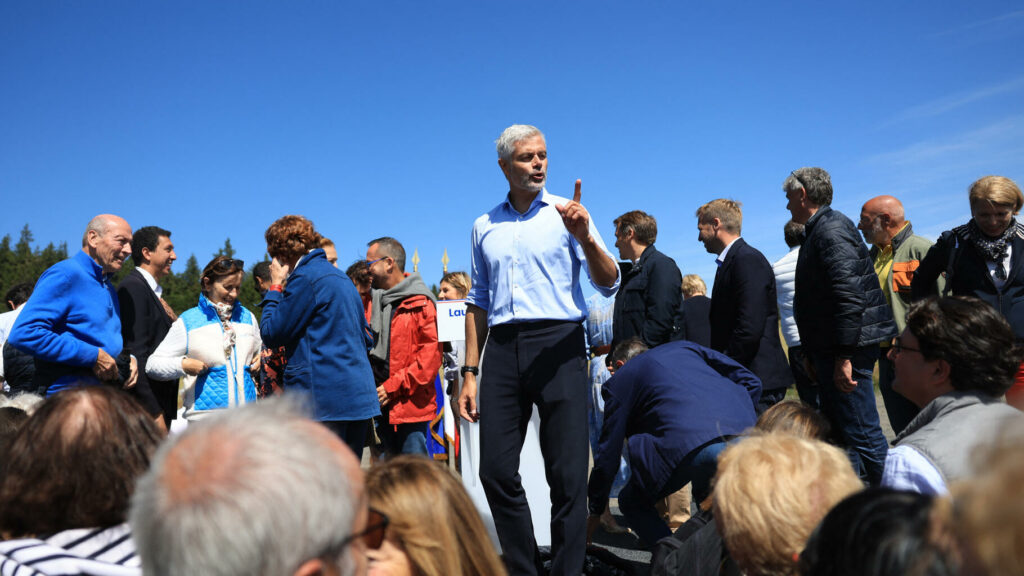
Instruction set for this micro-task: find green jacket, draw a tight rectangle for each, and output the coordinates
[870,222,943,331]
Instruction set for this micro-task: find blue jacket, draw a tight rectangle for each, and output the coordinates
[611,244,683,351]
[260,249,380,422]
[588,341,761,515]
[10,250,123,392]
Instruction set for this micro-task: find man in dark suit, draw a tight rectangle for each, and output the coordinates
[698,199,791,414]
[610,210,682,353]
[118,225,178,430]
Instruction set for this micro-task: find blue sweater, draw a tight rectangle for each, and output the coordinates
[9,250,123,391]
[260,249,380,422]
[588,341,761,514]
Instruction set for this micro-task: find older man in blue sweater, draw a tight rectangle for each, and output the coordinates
[9,214,136,394]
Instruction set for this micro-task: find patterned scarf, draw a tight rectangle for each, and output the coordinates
[211,300,236,359]
[967,218,1017,280]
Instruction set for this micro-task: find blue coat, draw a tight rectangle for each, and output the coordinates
[588,341,761,514]
[260,249,380,422]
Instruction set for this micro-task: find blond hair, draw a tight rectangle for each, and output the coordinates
[366,456,507,576]
[696,199,743,234]
[440,271,471,300]
[680,274,707,297]
[968,175,1023,213]
[713,433,862,576]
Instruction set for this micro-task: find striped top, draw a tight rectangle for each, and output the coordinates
[0,524,140,576]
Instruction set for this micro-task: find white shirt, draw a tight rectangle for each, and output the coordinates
[0,306,25,381]
[136,267,163,297]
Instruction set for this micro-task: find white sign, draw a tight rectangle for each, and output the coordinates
[436,300,467,342]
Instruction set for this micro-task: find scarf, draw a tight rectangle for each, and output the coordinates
[369,273,437,363]
[211,300,236,359]
[967,218,1018,280]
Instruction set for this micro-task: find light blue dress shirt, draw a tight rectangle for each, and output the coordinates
[881,445,948,495]
[467,189,619,327]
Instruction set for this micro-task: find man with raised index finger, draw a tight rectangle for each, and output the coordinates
[458,124,619,576]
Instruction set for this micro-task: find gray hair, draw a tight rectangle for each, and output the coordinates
[130,399,359,576]
[783,167,833,207]
[495,124,544,161]
[368,236,406,272]
[82,215,112,247]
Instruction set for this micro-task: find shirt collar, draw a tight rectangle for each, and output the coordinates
[716,237,741,266]
[136,267,162,296]
[503,188,550,216]
[76,250,108,283]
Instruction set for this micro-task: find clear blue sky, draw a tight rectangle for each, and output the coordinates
[2,2,1022,292]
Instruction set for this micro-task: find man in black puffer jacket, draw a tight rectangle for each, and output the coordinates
[784,167,896,485]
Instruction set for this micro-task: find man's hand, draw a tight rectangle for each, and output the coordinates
[123,356,139,389]
[377,385,390,407]
[249,355,261,373]
[586,514,601,545]
[833,358,857,393]
[93,348,118,381]
[269,257,291,286]
[182,358,208,376]
[555,180,593,244]
[459,373,479,423]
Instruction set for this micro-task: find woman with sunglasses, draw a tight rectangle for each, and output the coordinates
[365,455,507,576]
[147,256,262,421]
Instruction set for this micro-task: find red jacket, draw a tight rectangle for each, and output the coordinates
[381,294,441,425]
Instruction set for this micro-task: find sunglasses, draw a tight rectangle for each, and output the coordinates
[340,508,390,550]
[213,258,245,272]
[365,256,388,269]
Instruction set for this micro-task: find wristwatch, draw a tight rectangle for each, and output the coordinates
[460,365,480,376]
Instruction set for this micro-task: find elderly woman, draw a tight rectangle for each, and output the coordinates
[147,256,262,421]
[365,455,507,576]
[0,387,162,574]
[913,175,1024,408]
[259,215,379,456]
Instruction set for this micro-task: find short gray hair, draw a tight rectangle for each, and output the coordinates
[368,236,406,272]
[130,400,359,576]
[496,124,543,160]
[82,214,112,247]
[783,167,833,207]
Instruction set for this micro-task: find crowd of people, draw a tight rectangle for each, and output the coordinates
[0,123,1022,576]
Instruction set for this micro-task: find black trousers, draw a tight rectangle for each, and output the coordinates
[479,320,588,576]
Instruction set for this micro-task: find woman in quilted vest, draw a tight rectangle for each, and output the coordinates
[147,256,262,421]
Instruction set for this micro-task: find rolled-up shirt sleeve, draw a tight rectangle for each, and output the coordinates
[882,445,948,495]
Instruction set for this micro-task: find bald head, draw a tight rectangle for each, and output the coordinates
[858,195,907,247]
[83,214,132,274]
[131,400,366,576]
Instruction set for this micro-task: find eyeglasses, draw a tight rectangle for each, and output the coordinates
[891,337,922,356]
[213,258,245,272]
[789,170,806,191]
[339,508,389,550]
[365,256,387,269]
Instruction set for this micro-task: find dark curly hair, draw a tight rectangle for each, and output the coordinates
[264,215,322,263]
[0,387,163,536]
[905,296,1023,397]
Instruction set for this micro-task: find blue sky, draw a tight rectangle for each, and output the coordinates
[2,2,1022,292]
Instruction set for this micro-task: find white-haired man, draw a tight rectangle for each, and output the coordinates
[458,124,619,575]
[131,400,378,576]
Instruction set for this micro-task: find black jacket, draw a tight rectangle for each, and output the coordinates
[611,244,682,351]
[118,269,176,418]
[710,238,792,390]
[3,340,37,395]
[912,221,1024,340]
[675,294,711,348]
[794,206,897,355]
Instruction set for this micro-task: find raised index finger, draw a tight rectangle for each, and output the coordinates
[573,179,582,203]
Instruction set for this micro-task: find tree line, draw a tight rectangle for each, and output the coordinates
[0,225,265,319]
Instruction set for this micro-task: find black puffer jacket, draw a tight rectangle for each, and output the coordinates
[794,206,897,355]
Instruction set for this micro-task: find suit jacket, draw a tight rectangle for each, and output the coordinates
[710,238,792,391]
[118,269,176,413]
[674,294,712,348]
[611,245,682,351]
